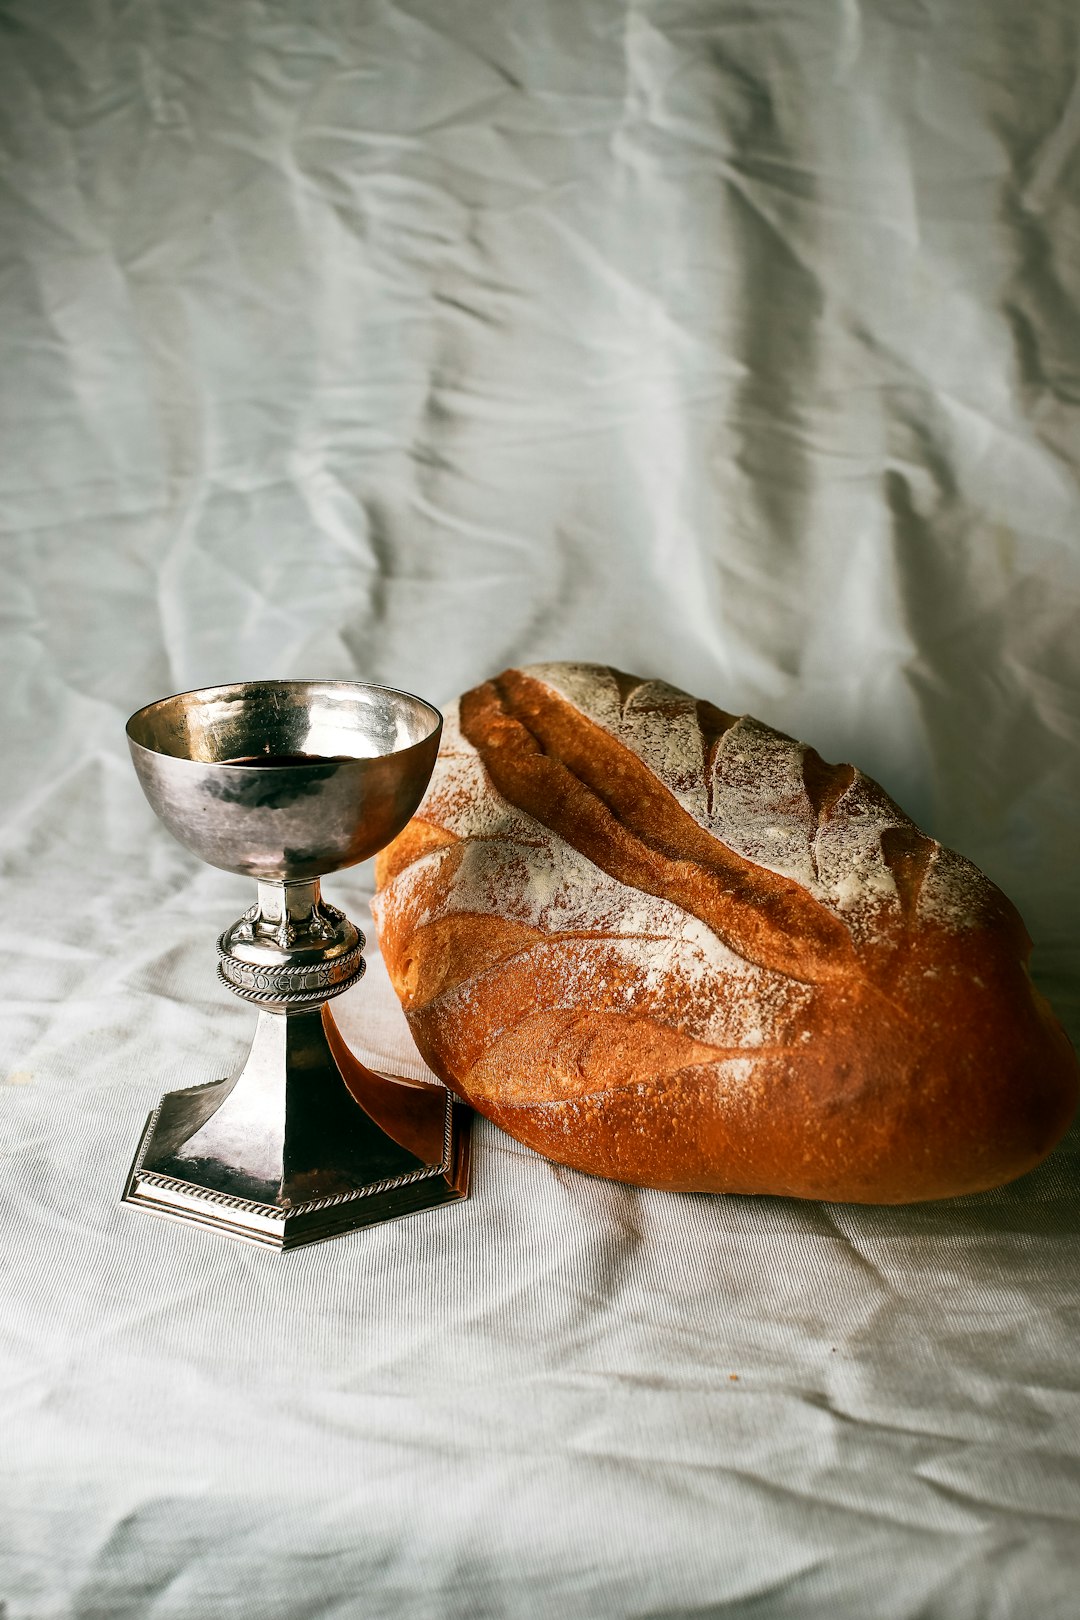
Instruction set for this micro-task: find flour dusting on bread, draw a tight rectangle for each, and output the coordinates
[375,700,811,1051]
[520,662,989,938]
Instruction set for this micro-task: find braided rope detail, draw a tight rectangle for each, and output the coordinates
[137,1169,287,1219]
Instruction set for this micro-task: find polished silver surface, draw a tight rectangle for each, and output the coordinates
[122,679,470,1250]
[126,678,442,881]
[124,1007,471,1249]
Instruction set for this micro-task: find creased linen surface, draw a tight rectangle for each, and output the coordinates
[1,2,1079,1615]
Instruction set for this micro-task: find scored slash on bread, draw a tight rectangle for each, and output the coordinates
[372,663,1078,1204]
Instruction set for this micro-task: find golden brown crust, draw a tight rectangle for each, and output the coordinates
[372,664,1079,1203]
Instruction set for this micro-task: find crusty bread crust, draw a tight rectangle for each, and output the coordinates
[372,664,1078,1203]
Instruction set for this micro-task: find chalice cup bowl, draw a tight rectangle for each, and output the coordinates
[122,679,469,1250]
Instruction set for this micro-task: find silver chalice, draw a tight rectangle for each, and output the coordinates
[122,679,469,1249]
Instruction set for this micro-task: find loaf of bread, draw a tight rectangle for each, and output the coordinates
[372,663,1078,1203]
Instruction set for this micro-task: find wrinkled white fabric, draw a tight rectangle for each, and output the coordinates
[1,1,1079,1615]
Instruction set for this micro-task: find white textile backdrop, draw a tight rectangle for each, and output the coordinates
[1,1,1079,1615]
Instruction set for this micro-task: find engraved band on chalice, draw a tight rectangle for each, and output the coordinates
[216,939,367,1007]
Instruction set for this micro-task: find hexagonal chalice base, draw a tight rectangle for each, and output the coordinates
[122,680,470,1250]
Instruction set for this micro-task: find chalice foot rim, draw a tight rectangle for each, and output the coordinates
[121,1076,472,1251]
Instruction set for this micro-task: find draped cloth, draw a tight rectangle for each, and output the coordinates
[1,2,1078,1613]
